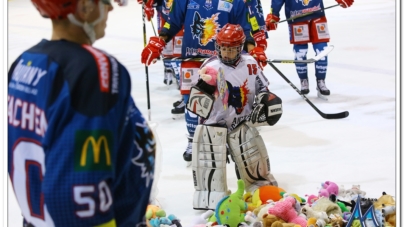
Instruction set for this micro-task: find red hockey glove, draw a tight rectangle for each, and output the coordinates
[253,30,267,51]
[336,0,353,8]
[249,47,267,69]
[138,0,154,21]
[265,14,280,31]
[141,36,165,66]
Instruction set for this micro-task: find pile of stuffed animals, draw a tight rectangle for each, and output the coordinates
[144,179,395,227]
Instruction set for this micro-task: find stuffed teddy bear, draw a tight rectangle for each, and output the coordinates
[300,204,329,224]
[318,181,339,198]
[268,197,307,227]
[212,179,248,227]
[343,185,366,201]
[311,197,342,217]
[328,214,347,227]
[373,192,396,227]
[261,213,300,227]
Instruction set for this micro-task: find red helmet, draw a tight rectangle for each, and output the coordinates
[215,23,246,65]
[31,0,79,19]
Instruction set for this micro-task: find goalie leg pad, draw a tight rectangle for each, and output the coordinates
[227,122,277,193]
[192,125,230,210]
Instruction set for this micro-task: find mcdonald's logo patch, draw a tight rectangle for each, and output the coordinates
[75,130,113,171]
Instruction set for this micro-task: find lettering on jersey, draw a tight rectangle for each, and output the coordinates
[11,59,47,86]
[75,130,113,171]
[294,48,308,60]
[187,0,200,9]
[108,56,119,94]
[82,45,111,93]
[8,95,47,137]
[218,0,233,13]
[185,47,217,57]
[190,12,220,46]
[290,4,321,18]
[229,115,249,132]
[255,2,264,18]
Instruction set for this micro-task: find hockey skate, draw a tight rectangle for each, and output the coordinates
[171,99,185,119]
[316,79,330,101]
[183,136,192,167]
[300,78,309,95]
[164,67,173,85]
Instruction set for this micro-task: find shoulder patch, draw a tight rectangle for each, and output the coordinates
[82,45,111,93]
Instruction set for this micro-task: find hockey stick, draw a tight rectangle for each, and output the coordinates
[267,45,334,64]
[142,3,152,121]
[278,4,340,23]
[162,45,332,63]
[268,62,349,119]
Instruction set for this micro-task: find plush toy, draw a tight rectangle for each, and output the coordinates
[373,192,396,227]
[311,197,342,217]
[167,214,182,227]
[268,197,307,227]
[300,204,329,224]
[328,214,347,227]
[319,181,339,198]
[343,185,366,200]
[149,216,172,227]
[305,194,319,205]
[212,179,248,227]
[280,192,306,204]
[145,205,167,227]
[306,217,318,227]
[246,185,286,210]
[261,213,300,227]
[191,210,215,227]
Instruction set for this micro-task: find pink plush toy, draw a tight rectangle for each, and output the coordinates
[305,194,319,205]
[267,197,307,227]
[319,181,339,197]
[199,66,218,86]
[198,66,229,108]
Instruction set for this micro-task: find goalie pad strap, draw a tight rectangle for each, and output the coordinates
[186,86,215,119]
[227,122,277,192]
[192,125,230,210]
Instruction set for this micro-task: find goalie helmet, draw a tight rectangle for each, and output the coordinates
[215,23,246,65]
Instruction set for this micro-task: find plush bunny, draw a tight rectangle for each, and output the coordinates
[267,197,307,227]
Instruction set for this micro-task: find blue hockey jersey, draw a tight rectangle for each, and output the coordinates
[160,0,255,59]
[8,39,155,227]
[270,0,326,24]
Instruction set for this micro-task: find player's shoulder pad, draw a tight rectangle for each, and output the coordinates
[64,45,128,116]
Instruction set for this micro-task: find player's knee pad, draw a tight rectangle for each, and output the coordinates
[192,124,230,210]
[227,122,277,193]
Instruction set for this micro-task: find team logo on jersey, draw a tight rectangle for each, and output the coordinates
[131,121,156,188]
[187,0,200,9]
[296,0,312,6]
[218,0,233,12]
[75,130,113,171]
[190,12,220,46]
[204,0,213,10]
[162,0,174,15]
[227,80,250,114]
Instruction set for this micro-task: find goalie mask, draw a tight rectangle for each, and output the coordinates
[31,0,127,43]
[215,23,246,65]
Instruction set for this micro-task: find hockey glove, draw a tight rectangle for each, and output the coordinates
[249,47,267,69]
[265,14,280,31]
[253,30,268,51]
[141,36,165,66]
[137,0,154,21]
[336,0,353,8]
[250,92,282,126]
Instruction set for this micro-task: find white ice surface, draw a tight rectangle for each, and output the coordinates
[8,0,397,226]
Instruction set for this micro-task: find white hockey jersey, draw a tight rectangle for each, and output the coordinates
[202,53,270,132]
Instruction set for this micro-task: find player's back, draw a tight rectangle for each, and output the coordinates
[8,39,153,226]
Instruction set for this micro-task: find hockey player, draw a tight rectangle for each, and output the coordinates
[138,0,185,116]
[186,23,282,210]
[141,0,268,165]
[8,0,155,226]
[265,0,353,97]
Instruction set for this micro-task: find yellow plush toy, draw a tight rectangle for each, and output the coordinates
[373,192,395,227]
[245,185,286,211]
